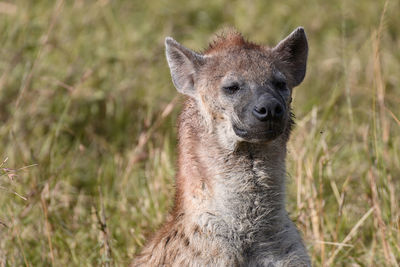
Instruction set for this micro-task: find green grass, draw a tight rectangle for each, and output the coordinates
[0,0,399,266]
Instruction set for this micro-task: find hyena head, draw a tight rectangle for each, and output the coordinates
[165,27,308,149]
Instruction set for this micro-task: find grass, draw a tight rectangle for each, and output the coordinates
[0,0,399,266]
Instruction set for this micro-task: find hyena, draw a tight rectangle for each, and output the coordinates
[132,27,310,266]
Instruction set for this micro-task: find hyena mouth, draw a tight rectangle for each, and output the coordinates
[233,123,284,142]
[233,125,248,137]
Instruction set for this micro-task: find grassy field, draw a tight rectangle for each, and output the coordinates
[0,0,399,266]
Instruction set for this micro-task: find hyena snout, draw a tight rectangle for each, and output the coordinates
[253,94,285,122]
[233,92,288,143]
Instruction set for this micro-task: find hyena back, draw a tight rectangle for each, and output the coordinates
[133,27,311,267]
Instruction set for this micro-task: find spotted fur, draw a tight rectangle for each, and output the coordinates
[132,28,310,267]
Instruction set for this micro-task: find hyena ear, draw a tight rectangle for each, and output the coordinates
[165,37,205,97]
[272,27,308,87]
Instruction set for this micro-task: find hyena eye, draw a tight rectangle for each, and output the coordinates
[223,84,240,94]
[273,80,287,91]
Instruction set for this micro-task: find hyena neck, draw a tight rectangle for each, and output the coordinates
[174,98,288,231]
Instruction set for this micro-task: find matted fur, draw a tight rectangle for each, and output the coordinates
[204,30,262,55]
[132,28,310,267]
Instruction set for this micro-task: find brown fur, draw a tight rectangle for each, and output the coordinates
[204,31,262,55]
[132,28,310,266]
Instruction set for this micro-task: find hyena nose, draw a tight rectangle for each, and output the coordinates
[253,99,284,122]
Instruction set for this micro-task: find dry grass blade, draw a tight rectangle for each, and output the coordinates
[369,170,399,267]
[326,208,374,265]
[313,240,353,248]
[40,183,55,266]
[15,0,64,108]
[0,220,8,228]
[0,158,38,200]
[124,95,179,176]
[95,187,112,267]
[385,106,400,126]
[0,185,27,201]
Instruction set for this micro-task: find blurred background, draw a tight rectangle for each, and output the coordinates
[0,0,399,266]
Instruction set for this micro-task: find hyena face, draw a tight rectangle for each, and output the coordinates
[166,28,308,146]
